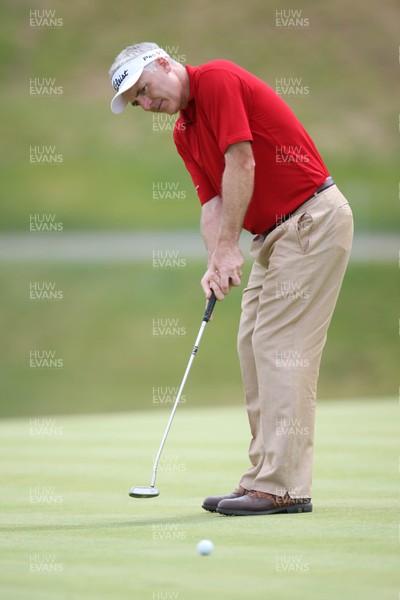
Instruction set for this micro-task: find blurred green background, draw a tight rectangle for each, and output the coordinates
[0,0,398,417]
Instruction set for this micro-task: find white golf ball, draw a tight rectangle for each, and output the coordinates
[197,539,214,556]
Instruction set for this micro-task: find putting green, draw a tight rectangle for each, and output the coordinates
[0,398,397,599]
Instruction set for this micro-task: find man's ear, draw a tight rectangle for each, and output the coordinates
[156,57,171,72]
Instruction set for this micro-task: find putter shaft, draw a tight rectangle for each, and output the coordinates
[150,293,216,489]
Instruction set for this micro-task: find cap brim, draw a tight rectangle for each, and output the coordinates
[110,68,144,114]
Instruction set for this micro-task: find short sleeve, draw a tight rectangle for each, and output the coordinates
[196,69,253,155]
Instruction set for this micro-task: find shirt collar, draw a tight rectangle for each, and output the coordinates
[185,64,197,102]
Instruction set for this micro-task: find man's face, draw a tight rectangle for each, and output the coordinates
[122,58,184,115]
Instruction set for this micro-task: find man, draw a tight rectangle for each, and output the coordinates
[109,42,353,516]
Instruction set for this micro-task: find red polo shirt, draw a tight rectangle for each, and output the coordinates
[173,61,329,234]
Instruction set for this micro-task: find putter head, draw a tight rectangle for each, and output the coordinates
[129,486,159,499]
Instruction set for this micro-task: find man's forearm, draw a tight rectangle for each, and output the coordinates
[217,142,255,248]
[200,142,255,299]
[200,195,223,265]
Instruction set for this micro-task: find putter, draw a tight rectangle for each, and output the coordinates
[130,291,217,499]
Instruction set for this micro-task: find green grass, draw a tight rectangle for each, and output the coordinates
[0,261,397,418]
[0,399,397,599]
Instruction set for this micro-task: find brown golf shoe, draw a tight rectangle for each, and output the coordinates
[216,490,312,516]
[202,486,249,513]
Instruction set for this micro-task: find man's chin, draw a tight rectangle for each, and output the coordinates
[151,101,179,115]
[161,105,179,116]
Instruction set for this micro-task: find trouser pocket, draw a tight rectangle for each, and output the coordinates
[295,212,313,254]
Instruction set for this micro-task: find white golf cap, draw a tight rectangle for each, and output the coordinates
[110,48,169,114]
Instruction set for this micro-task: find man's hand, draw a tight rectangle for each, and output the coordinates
[201,243,244,300]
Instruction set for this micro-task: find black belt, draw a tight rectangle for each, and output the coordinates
[261,176,335,238]
[311,175,335,198]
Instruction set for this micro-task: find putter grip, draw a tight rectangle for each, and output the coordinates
[203,291,217,322]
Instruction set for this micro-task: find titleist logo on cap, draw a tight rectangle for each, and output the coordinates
[111,49,169,92]
[113,70,129,92]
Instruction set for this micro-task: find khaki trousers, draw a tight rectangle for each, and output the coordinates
[238,185,353,498]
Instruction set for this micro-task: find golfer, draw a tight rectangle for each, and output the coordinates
[109,42,353,516]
